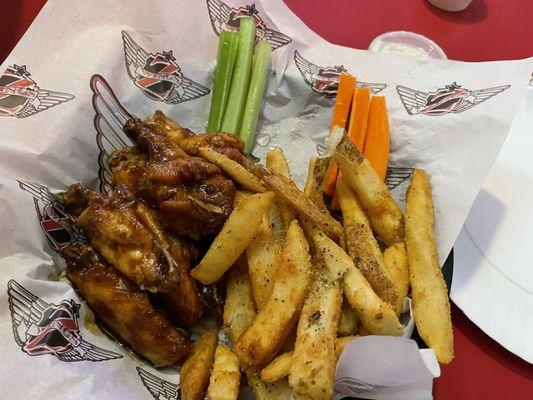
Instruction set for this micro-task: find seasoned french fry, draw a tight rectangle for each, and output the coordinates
[257,167,343,241]
[260,351,293,383]
[405,169,453,364]
[207,345,241,400]
[335,336,358,362]
[311,231,403,336]
[260,334,357,385]
[336,177,398,307]
[266,147,294,241]
[223,256,257,343]
[338,299,359,337]
[235,220,313,368]
[191,192,274,284]
[303,156,331,210]
[198,147,266,193]
[180,330,218,400]
[266,147,291,178]
[246,370,293,400]
[383,242,410,314]
[289,271,342,400]
[334,135,404,246]
[247,216,280,309]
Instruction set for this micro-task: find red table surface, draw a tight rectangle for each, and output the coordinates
[1,0,532,399]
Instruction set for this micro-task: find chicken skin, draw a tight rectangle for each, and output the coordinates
[120,118,236,239]
[63,243,192,366]
[63,183,180,293]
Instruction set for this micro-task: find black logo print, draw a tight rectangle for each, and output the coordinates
[294,51,387,98]
[7,280,122,362]
[396,82,510,116]
[206,0,291,50]
[90,74,134,194]
[0,64,74,118]
[385,167,414,190]
[122,31,210,104]
[18,181,86,253]
[137,367,179,400]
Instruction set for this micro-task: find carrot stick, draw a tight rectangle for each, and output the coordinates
[323,73,356,196]
[329,87,373,210]
[363,96,390,181]
[347,87,371,150]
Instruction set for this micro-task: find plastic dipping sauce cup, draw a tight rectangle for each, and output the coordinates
[368,31,447,61]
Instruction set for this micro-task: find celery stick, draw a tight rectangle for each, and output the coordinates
[220,17,256,135]
[207,31,239,133]
[239,40,271,153]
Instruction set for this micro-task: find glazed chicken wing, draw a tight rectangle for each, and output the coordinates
[119,118,236,239]
[63,243,192,366]
[63,183,180,293]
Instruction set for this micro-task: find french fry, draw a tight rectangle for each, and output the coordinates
[246,217,280,310]
[303,156,331,210]
[334,135,404,246]
[289,271,342,400]
[260,334,357,385]
[198,147,266,193]
[338,299,359,337]
[191,192,274,284]
[266,147,291,177]
[383,242,410,314]
[265,147,294,242]
[405,169,453,364]
[246,370,293,400]
[335,336,358,363]
[260,351,293,383]
[180,330,218,400]
[223,256,257,343]
[336,176,398,307]
[235,220,313,368]
[311,230,403,336]
[258,167,343,241]
[207,345,241,400]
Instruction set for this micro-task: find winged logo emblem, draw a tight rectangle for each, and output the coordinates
[206,0,291,50]
[122,31,209,104]
[18,181,86,252]
[137,367,179,400]
[396,82,510,116]
[90,74,135,193]
[0,64,74,118]
[7,280,122,362]
[294,51,387,98]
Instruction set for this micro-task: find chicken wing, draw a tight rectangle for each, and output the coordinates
[120,118,236,239]
[63,183,180,293]
[63,243,192,366]
[151,235,207,327]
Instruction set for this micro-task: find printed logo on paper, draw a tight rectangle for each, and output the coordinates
[18,181,86,253]
[90,74,134,194]
[335,377,385,396]
[206,0,291,50]
[122,31,210,104]
[294,51,387,98]
[7,280,122,362]
[396,82,510,116]
[137,367,179,400]
[0,64,74,118]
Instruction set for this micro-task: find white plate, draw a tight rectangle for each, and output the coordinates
[452,84,533,363]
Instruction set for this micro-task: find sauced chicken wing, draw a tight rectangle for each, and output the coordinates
[63,243,192,366]
[151,235,207,327]
[120,118,236,239]
[63,183,180,293]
